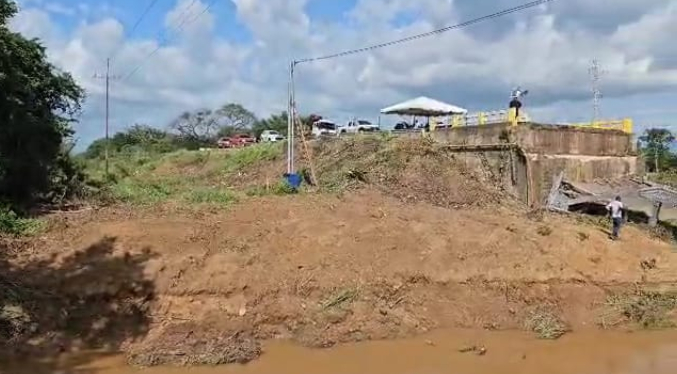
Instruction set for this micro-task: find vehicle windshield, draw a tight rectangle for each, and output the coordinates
[315,121,336,130]
[267,131,279,135]
[358,120,372,125]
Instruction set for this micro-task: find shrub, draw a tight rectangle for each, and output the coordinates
[0,208,43,237]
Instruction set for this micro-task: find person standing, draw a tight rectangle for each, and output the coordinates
[606,196,625,240]
[509,96,522,117]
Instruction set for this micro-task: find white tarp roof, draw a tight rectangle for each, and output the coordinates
[380,96,467,116]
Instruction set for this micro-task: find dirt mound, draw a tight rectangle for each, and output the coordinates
[103,136,509,209]
[7,188,676,364]
[127,323,260,366]
[309,136,506,208]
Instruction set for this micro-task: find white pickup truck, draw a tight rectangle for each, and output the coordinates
[259,130,285,142]
[311,118,380,138]
[340,119,379,134]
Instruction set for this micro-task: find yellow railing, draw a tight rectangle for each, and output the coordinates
[447,108,528,128]
[567,118,633,134]
[430,109,633,134]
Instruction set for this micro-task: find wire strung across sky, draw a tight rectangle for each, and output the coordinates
[129,0,163,36]
[294,0,555,64]
[108,0,164,63]
[121,0,217,82]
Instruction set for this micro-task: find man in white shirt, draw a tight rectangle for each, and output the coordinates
[606,196,625,240]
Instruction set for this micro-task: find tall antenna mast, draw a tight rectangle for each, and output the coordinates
[589,59,603,123]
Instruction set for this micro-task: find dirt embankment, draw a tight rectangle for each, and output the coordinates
[3,138,677,367]
[7,189,674,366]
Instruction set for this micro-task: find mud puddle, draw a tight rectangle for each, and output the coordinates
[9,329,677,374]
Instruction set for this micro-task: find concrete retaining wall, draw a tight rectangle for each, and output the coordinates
[516,124,635,156]
[394,123,642,206]
[410,122,642,207]
[423,122,636,156]
[445,148,530,204]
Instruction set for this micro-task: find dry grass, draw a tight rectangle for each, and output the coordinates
[321,288,359,310]
[537,225,553,237]
[600,289,677,329]
[524,308,569,339]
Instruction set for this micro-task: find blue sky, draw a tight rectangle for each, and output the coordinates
[10,0,677,148]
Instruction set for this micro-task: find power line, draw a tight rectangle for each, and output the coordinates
[130,0,163,35]
[168,0,203,34]
[121,0,216,82]
[295,0,555,64]
[156,0,200,44]
[109,0,164,62]
[111,0,199,68]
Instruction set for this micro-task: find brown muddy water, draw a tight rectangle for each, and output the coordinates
[8,329,677,374]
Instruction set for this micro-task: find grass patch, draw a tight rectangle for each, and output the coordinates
[109,179,174,205]
[601,289,677,329]
[246,181,296,197]
[524,308,569,339]
[183,188,237,205]
[220,143,283,173]
[321,288,359,310]
[537,225,553,237]
[166,149,210,167]
[0,208,44,237]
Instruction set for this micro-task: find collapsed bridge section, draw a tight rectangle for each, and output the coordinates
[400,122,641,208]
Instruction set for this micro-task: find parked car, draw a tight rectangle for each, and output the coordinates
[260,130,285,142]
[216,137,233,148]
[394,121,416,130]
[231,134,256,147]
[312,119,339,137]
[339,119,380,134]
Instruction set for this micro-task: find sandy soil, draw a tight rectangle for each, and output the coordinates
[8,188,677,365]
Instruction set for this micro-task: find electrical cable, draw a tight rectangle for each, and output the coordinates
[121,0,216,82]
[108,0,164,62]
[295,0,555,64]
[129,0,163,36]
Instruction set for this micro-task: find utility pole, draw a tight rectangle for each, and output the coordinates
[589,59,603,124]
[93,58,120,178]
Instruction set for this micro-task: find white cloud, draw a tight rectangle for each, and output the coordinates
[7,0,677,147]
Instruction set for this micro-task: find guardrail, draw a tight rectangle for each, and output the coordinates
[428,108,633,134]
[566,119,633,134]
[427,108,529,130]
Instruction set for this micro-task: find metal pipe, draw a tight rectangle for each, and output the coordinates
[290,61,297,174]
[286,61,293,174]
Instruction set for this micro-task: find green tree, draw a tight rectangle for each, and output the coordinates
[84,125,178,159]
[216,103,257,129]
[252,111,288,138]
[640,128,675,173]
[216,125,245,138]
[0,0,85,208]
[169,109,219,142]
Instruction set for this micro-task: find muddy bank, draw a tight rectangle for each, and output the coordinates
[7,329,677,374]
[4,191,677,366]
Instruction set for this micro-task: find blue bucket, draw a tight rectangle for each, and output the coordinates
[284,173,303,190]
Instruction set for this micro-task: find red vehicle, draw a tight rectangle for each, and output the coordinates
[230,134,256,147]
[216,137,233,148]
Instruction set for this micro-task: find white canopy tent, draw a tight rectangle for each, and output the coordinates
[380,96,467,116]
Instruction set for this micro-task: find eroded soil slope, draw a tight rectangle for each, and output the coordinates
[10,189,676,365]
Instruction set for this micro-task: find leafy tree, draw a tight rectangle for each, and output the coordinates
[640,128,675,173]
[0,0,85,208]
[252,111,289,138]
[216,125,246,138]
[84,125,181,159]
[216,103,257,131]
[168,109,220,142]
